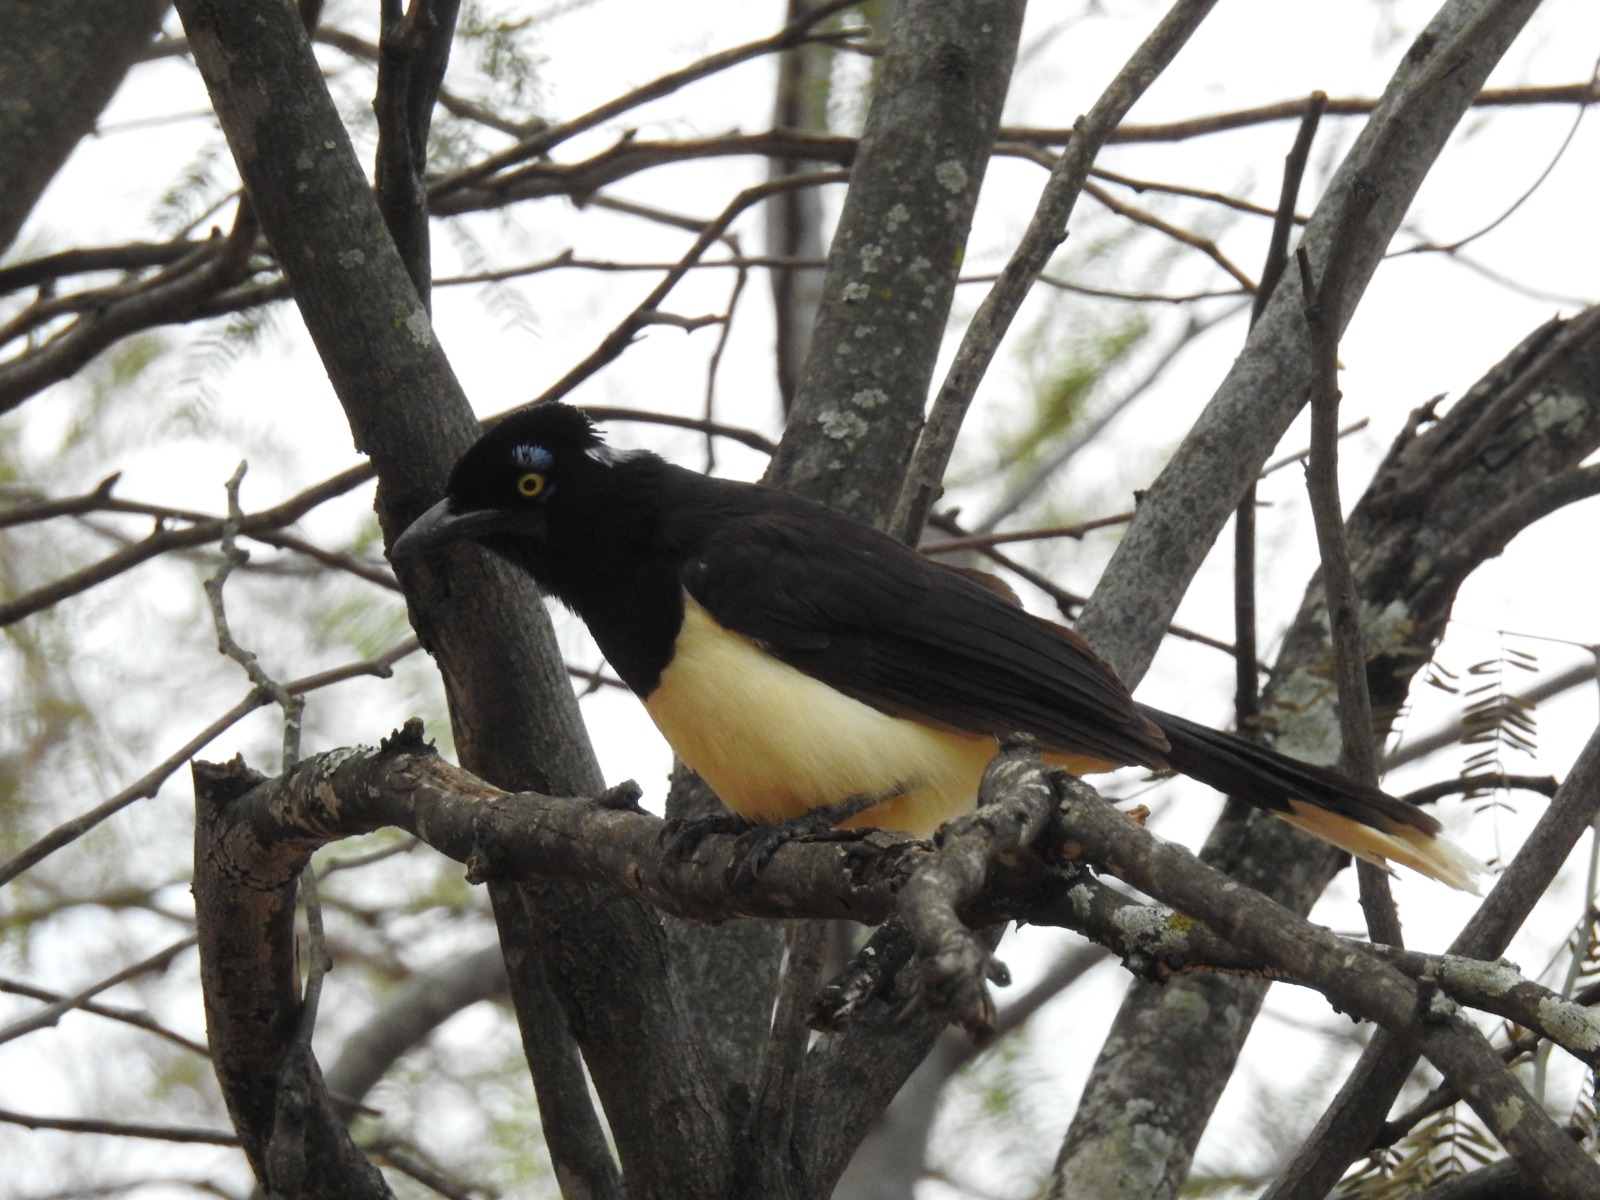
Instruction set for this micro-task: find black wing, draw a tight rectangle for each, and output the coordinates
[679,507,1169,769]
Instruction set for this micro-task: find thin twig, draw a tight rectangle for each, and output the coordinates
[432,0,862,198]
[920,513,1131,555]
[202,464,304,768]
[924,510,1250,663]
[0,638,418,888]
[0,463,374,628]
[1082,180,1258,291]
[1402,773,1560,806]
[0,937,198,1047]
[530,171,846,408]
[701,238,748,473]
[1090,164,1306,222]
[1297,244,1402,946]
[1237,95,1325,739]
[1395,53,1599,259]
[0,976,211,1058]
[0,1108,240,1145]
[367,1142,484,1200]
[999,81,1600,146]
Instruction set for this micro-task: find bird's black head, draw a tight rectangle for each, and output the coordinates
[390,402,654,579]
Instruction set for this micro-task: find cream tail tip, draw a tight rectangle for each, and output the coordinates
[1280,800,1487,893]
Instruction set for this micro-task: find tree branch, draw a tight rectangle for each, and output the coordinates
[893,0,1223,541]
[1076,0,1547,688]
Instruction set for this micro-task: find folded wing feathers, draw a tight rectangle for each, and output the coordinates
[679,502,1482,890]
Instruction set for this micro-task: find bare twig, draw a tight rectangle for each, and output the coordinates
[700,240,748,473]
[919,513,1132,555]
[999,81,1600,146]
[0,637,417,888]
[1090,164,1307,222]
[0,937,198,1047]
[0,1108,240,1145]
[0,976,211,1058]
[1394,53,1599,258]
[367,1142,484,1200]
[433,0,862,199]
[924,510,1248,662]
[1403,773,1561,806]
[1236,95,1326,740]
[1082,180,1258,291]
[0,463,373,628]
[0,200,259,416]
[530,171,846,408]
[1297,243,1403,945]
[580,405,777,455]
[202,463,304,769]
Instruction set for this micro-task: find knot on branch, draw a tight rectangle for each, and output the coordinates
[193,754,269,806]
[378,716,435,757]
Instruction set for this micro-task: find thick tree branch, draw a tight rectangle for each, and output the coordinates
[0,0,171,253]
[1265,722,1600,1199]
[1047,772,1600,1200]
[195,719,1600,1199]
[173,1,726,1195]
[193,726,1600,1058]
[1057,303,1600,1200]
[373,0,461,304]
[1076,0,1546,687]
[767,0,1026,522]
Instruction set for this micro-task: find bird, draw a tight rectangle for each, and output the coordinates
[391,401,1480,890]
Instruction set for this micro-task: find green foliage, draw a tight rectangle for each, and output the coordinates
[934,1025,1057,1193]
[57,331,171,457]
[167,306,284,440]
[442,219,542,335]
[458,0,557,124]
[1336,1103,1500,1199]
[996,305,1151,476]
[0,612,94,845]
[149,138,235,238]
[315,583,412,664]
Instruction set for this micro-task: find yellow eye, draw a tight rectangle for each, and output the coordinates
[516,471,547,498]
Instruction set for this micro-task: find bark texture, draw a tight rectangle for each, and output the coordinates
[766,0,1027,523]
[0,0,171,254]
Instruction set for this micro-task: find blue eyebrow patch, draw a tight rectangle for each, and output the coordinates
[511,444,553,470]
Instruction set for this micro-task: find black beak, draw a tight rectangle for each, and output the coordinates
[391,498,510,559]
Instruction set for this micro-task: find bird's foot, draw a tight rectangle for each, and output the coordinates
[659,811,753,869]
[725,788,903,891]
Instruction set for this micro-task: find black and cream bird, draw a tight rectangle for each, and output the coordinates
[391,402,1480,890]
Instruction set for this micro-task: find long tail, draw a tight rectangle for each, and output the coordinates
[1140,706,1483,892]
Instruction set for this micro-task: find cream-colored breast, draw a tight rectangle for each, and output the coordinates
[643,595,997,834]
